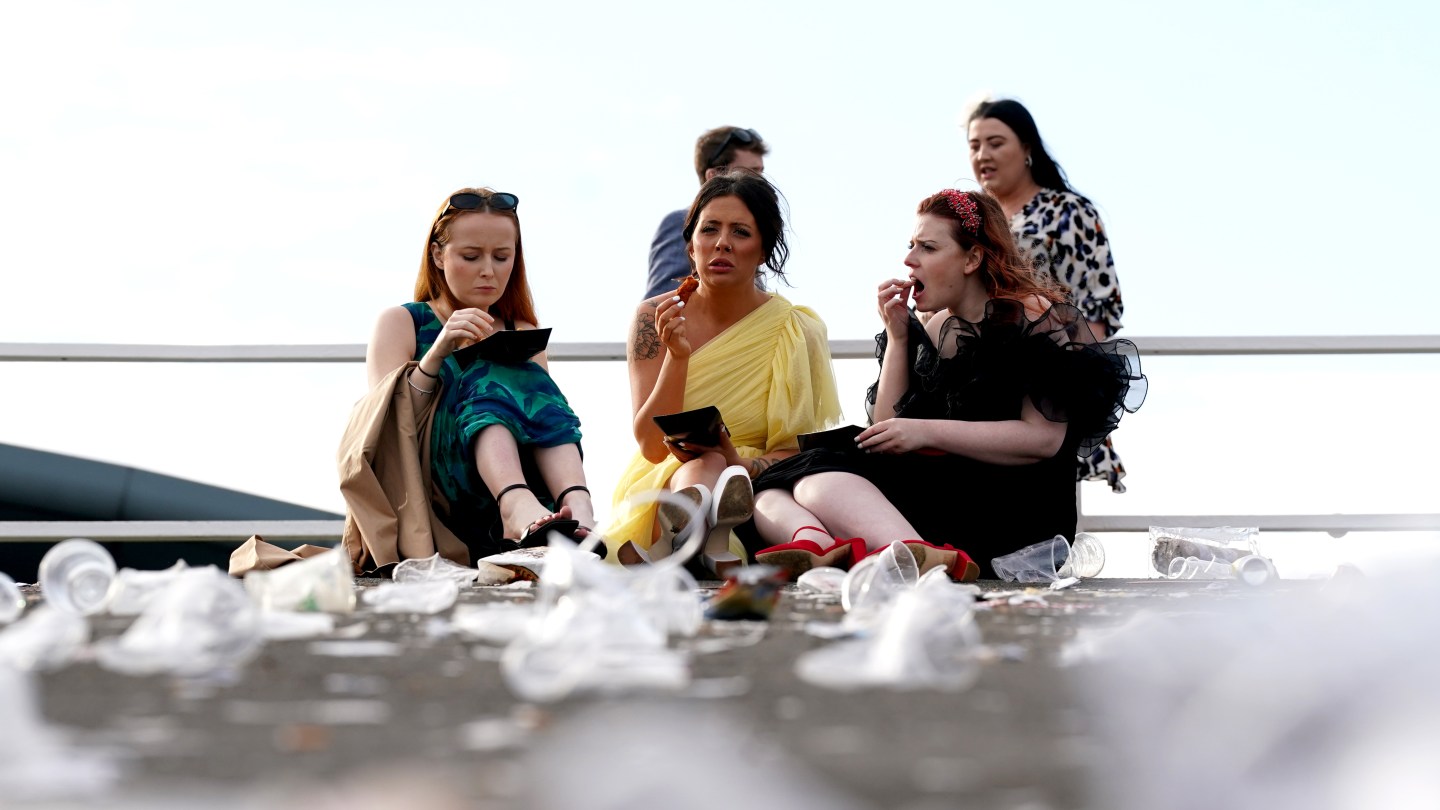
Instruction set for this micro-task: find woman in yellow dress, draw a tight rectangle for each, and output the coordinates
[605,171,841,575]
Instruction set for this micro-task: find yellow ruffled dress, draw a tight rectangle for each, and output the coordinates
[604,295,842,560]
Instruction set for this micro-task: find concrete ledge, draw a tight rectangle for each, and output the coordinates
[0,520,344,543]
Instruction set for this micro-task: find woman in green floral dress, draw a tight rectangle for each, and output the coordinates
[365,188,595,560]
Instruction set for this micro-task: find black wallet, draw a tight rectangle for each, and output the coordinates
[452,328,551,369]
[797,424,865,453]
[652,406,724,447]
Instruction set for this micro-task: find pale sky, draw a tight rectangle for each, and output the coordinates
[2,0,1436,557]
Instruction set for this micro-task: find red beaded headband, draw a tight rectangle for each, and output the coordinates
[940,189,982,237]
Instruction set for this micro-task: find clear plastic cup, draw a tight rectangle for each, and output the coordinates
[38,538,117,615]
[392,553,478,586]
[841,542,919,619]
[993,535,1071,583]
[0,573,25,624]
[1058,533,1106,579]
[1233,554,1277,586]
[243,546,355,613]
[94,567,262,676]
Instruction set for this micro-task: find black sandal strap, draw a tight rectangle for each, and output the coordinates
[555,485,590,505]
[494,483,531,504]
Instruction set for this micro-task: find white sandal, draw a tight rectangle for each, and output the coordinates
[702,465,752,577]
[652,484,711,560]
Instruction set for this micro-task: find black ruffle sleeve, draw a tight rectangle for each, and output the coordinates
[865,299,1146,456]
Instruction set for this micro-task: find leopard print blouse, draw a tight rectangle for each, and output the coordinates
[1011,189,1130,492]
[1012,190,1123,337]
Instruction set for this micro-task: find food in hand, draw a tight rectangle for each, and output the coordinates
[676,275,699,304]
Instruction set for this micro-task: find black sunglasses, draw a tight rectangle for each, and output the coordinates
[444,191,519,215]
[706,128,761,169]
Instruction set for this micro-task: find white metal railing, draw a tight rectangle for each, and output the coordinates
[3,337,1439,542]
[6,335,1440,364]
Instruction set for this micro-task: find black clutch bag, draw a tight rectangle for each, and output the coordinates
[652,406,724,447]
[452,328,551,369]
[797,424,865,453]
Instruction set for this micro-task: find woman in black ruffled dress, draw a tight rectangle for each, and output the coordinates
[751,189,1145,579]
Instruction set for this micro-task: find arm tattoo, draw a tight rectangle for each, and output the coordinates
[632,312,661,360]
[748,457,775,478]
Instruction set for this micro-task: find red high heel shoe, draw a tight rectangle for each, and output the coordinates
[863,540,980,582]
[755,527,867,579]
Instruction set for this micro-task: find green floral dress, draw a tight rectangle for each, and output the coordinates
[404,302,582,555]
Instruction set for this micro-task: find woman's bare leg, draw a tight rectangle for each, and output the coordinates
[474,425,562,539]
[753,489,831,547]
[669,451,728,492]
[533,443,594,530]
[791,472,919,553]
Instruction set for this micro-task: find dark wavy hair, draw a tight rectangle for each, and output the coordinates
[969,99,1076,195]
[681,170,790,283]
[918,189,1065,304]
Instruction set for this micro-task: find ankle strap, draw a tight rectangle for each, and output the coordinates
[790,525,831,544]
[495,483,531,504]
[555,485,589,504]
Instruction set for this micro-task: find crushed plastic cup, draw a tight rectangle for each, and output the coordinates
[38,538,117,615]
[796,566,847,595]
[392,553,480,586]
[0,606,90,671]
[243,546,355,613]
[500,596,687,702]
[361,580,460,614]
[0,573,25,624]
[94,567,263,676]
[992,535,1071,583]
[629,564,703,636]
[840,542,920,629]
[497,528,701,701]
[797,573,982,691]
[104,561,191,616]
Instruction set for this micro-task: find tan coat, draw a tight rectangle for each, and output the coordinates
[336,362,470,574]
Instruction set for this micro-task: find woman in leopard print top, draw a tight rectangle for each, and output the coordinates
[967,98,1130,491]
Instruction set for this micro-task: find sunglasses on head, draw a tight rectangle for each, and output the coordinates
[443,191,519,216]
[707,128,761,169]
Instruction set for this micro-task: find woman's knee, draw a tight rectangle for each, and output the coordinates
[793,472,863,508]
[679,451,728,479]
[754,488,791,513]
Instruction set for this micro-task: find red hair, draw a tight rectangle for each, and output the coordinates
[917,189,1066,306]
[413,187,538,326]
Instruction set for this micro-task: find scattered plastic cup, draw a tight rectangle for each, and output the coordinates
[95,567,262,676]
[993,535,1071,583]
[0,573,25,624]
[104,561,191,616]
[796,566,847,595]
[1058,533,1106,578]
[841,542,919,621]
[243,547,355,613]
[1165,553,1278,586]
[797,574,982,691]
[392,553,479,586]
[361,580,461,614]
[1233,554,1277,586]
[38,538,117,615]
[0,606,90,671]
[1149,526,1259,577]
